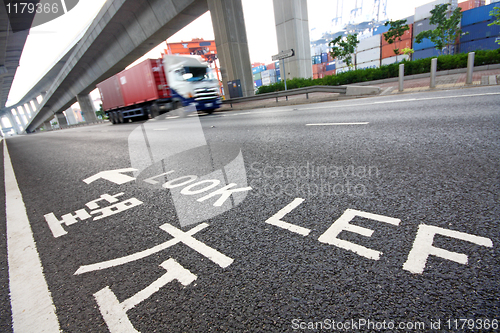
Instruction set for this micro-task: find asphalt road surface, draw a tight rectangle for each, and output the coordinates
[1,86,499,332]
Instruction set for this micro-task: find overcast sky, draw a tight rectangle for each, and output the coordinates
[8,0,458,106]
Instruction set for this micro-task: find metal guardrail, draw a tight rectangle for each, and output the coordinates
[223,85,348,107]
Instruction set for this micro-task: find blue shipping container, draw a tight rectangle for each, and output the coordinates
[276,68,281,76]
[275,61,280,69]
[373,25,390,36]
[460,21,500,43]
[321,53,328,63]
[413,37,436,51]
[461,3,497,27]
[413,48,441,60]
[312,55,322,64]
[325,61,336,71]
[254,79,263,87]
[252,65,266,74]
[459,37,500,53]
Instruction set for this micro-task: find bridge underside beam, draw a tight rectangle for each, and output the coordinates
[27,0,209,132]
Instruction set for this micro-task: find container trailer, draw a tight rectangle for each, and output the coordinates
[97,55,221,124]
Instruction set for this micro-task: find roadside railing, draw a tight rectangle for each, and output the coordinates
[223,85,348,108]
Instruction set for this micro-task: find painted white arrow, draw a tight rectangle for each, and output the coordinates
[83,168,138,185]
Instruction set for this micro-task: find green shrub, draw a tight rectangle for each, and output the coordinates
[255,48,500,94]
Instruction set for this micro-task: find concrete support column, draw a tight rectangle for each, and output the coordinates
[65,108,78,125]
[17,107,28,127]
[208,0,254,98]
[56,113,68,127]
[76,94,97,123]
[28,100,37,115]
[33,98,40,109]
[23,103,32,118]
[273,0,312,80]
[43,121,52,131]
[7,112,21,134]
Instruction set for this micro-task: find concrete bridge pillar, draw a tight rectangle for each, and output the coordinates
[43,121,52,131]
[273,0,312,80]
[7,112,21,134]
[33,98,40,109]
[208,0,254,98]
[23,103,32,118]
[76,94,97,123]
[56,113,68,127]
[17,106,28,127]
[27,101,37,116]
[65,108,78,125]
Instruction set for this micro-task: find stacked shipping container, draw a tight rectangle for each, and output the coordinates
[310,51,336,77]
[356,35,382,69]
[413,0,458,60]
[459,3,500,53]
[381,24,413,65]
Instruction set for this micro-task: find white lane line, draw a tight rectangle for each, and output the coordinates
[306,122,369,126]
[153,128,169,131]
[4,140,60,332]
[305,92,500,111]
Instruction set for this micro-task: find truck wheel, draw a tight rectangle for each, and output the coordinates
[205,109,215,115]
[117,112,124,123]
[150,103,160,119]
[110,112,116,124]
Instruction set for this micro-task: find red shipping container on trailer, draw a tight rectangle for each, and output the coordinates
[116,59,170,107]
[96,75,125,111]
[381,24,413,46]
[266,63,276,70]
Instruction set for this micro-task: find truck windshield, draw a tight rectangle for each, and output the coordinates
[181,66,215,82]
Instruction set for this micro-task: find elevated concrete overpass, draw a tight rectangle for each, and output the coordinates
[1,0,313,133]
[0,1,37,133]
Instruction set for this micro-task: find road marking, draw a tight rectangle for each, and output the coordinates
[318,209,400,260]
[153,128,169,131]
[160,223,234,268]
[265,198,310,236]
[75,223,209,275]
[94,259,196,333]
[83,168,137,185]
[403,224,493,274]
[306,122,369,126]
[4,140,61,332]
[304,92,500,111]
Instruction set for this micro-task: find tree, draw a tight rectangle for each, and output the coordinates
[96,104,106,120]
[414,3,463,55]
[329,33,359,69]
[383,19,410,58]
[488,6,500,44]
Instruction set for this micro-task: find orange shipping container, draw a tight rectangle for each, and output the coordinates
[458,0,485,11]
[381,24,413,46]
[312,63,326,74]
[382,39,412,59]
[324,69,336,76]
